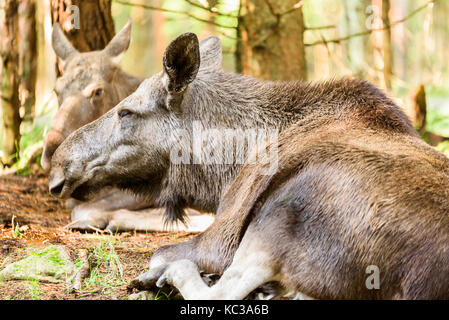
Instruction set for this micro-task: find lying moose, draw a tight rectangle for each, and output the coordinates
[44,21,212,233]
[50,33,449,299]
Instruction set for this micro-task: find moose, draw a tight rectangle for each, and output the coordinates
[50,33,449,299]
[45,22,212,233]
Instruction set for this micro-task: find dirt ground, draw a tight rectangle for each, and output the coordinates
[0,171,194,300]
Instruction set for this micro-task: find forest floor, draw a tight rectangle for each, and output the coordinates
[0,171,194,300]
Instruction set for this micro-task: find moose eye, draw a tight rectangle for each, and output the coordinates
[119,109,133,118]
[93,88,103,97]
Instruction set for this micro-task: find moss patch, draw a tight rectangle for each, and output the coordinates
[0,245,74,283]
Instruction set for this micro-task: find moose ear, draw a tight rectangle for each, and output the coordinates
[103,19,132,65]
[199,36,222,71]
[52,23,78,64]
[163,33,200,94]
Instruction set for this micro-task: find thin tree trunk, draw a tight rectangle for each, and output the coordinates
[432,0,446,83]
[0,0,21,166]
[18,0,37,124]
[341,0,352,69]
[235,1,243,74]
[371,0,384,87]
[382,0,392,90]
[152,0,167,65]
[237,0,307,80]
[390,0,407,81]
[360,0,375,82]
[50,0,115,74]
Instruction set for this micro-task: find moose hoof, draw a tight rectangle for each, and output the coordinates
[66,219,105,231]
[127,266,167,292]
[69,206,110,231]
[66,218,124,234]
[157,259,199,287]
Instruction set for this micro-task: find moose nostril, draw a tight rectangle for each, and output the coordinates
[49,178,65,197]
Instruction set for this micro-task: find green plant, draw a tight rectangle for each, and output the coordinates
[25,280,45,300]
[80,239,126,295]
[11,216,23,239]
[154,289,171,300]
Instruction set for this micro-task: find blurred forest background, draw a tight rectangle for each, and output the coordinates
[0,0,448,172]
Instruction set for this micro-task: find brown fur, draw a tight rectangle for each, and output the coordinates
[50,33,449,299]
[154,119,449,299]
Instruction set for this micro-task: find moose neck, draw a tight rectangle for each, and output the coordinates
[160,71,308,215]
[189,72,304,130]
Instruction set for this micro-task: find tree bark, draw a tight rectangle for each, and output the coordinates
[18,0,37,124]
[381,0,392,90]
[361,0,375,81]
[152,0,167,63]
[50,0,115,73]
[433,0,448,84]
[0,0,21,166]
[390,0,407,81]
[237,0,307,81]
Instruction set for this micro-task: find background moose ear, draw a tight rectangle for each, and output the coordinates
[52,23,78,65]
[163,33,200,94]
[103,19,132,65]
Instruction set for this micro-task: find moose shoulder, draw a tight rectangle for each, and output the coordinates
[50,33,449,299]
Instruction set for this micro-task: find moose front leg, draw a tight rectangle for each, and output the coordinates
[156,238,277,300]
[68,187,154,231]
[128,241,196,291]
[68,188,214,233]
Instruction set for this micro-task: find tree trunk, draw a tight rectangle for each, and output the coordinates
[433,0,448,84]
[360,0,375,82]
[18,0,37,124]
[0,0,21,166]
[50,0,115,73]
[152,0,167,62]
[390,0,407,81]
[237,0,307,81]
[381,0,392,90]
